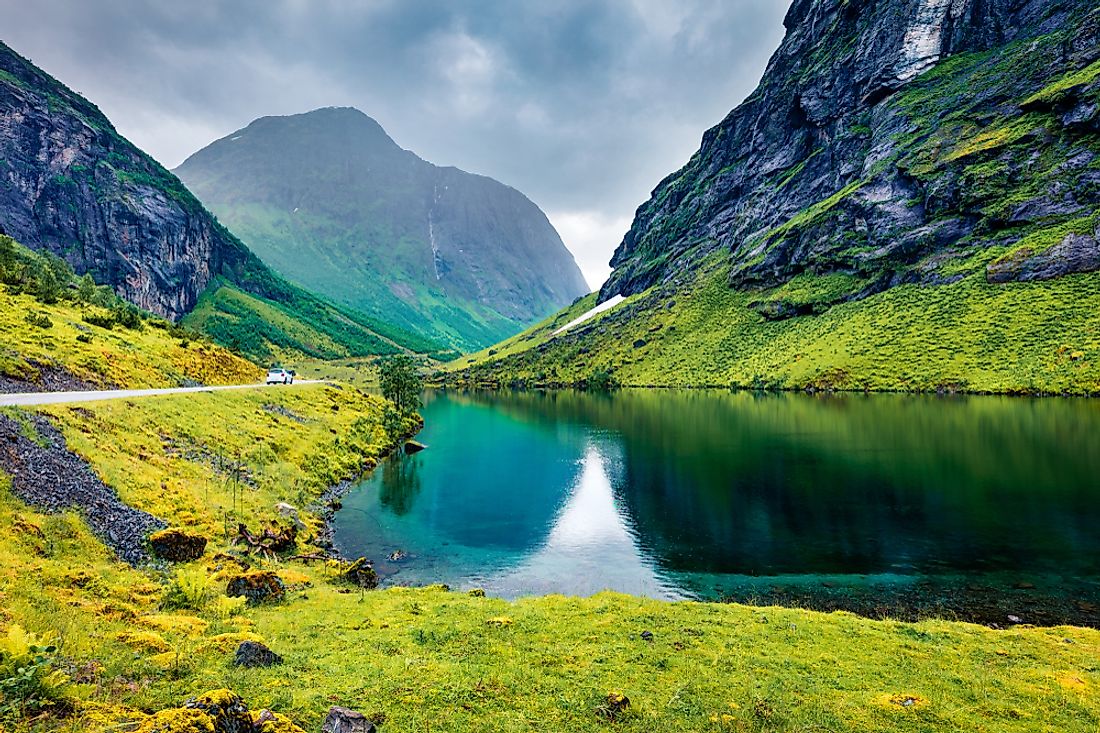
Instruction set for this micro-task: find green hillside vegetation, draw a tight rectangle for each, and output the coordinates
[175,108,590,352]
[450,25,1100,396]
[182,277,451,366]
[0,387,1095,732]
[445,259,1100,395]
[0,44,436,366]
[0,236,260,388]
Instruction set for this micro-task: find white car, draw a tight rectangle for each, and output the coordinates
[266,368,294,385]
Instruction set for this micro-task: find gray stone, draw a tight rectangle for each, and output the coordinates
[321,707,376,733]
[233,641,283,668]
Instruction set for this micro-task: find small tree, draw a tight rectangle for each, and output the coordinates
[379,354,422,414]
[75,273,97,303]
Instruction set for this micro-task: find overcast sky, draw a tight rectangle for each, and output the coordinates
[2,0,788,289]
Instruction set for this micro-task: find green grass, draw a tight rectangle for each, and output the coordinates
[0,285,260,390]
[1021,57,1100,107]
[447,260,1100,395]
[182,279,445,365]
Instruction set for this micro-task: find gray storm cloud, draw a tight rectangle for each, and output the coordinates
[1,0,787,287]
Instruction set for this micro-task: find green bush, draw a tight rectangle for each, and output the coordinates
[161,567,214,611]
[0,626,70,723]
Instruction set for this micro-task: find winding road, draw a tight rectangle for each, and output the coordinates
[0,380,324,407]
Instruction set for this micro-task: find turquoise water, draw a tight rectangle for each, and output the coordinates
[333,390,1100,625]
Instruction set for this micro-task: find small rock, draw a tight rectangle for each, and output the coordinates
[233,641,283,668]
[598,691,631,721]
[275,502,304,529]
[226,571,286,604]
[640,630,653,642]
[149,528,208,562]
[1007,615,1022,624]
[1013,581,1035,590]
[321,706,377,733]
[342,558,378,589]
[388,549,407,562]
[403,440,427,455]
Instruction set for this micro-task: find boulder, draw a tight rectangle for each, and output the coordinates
[987,232,1100,284]
[403,440,426,455]
[149,528,208,562]
[321,707,376,733]
[226,571,286,604]
[183,689,253,733]
[233,641,283,668]
[341,558,378,589]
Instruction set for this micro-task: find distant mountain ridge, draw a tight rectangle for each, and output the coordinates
[0,42,435,362]
[175,107,590,351]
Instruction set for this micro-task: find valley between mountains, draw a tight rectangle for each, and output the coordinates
[0,1,1098,732]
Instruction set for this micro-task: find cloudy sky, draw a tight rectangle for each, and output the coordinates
[3,0,788,289]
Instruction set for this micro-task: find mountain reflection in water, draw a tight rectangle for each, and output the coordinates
[334,390,1100,626]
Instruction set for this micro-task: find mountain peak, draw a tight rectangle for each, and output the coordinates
[176,111,589,351]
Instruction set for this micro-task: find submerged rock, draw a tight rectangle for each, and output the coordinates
[321,707,376,733]
[149,528,208,562]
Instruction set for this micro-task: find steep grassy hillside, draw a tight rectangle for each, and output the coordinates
[453,2,1100,395]
[0,237,260,390]
[176,107,589,352]
[447,260,1100,394]
[181,278,450,366]
[0,388,1096,733]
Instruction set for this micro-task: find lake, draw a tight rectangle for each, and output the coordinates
[333,389,1100,627]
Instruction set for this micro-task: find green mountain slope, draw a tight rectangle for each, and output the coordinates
[452,0,1100,395]
[175,107,590,352]
[0,41,436,363]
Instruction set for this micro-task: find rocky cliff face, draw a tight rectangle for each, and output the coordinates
[0,41,261,320]
[603,0,1100,315]
[175,107,590,351]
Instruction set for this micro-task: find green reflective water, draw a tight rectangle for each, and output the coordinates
[334,390,1100,625]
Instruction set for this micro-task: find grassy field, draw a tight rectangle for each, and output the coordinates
[446,261,1100,395]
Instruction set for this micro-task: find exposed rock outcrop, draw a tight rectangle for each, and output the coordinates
[0,42,263,320]
[602,0,1100,307]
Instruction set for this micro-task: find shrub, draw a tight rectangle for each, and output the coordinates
[0,625,70,723]
[162,567,215,611]
[24,312,52,329]
[585,368,620,392]
[82,312,115,330]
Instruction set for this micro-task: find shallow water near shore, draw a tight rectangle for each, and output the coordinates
[334,389,1100,626]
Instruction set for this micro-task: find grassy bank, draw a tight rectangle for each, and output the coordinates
[445,262,1100,395]
[0,383,1095,731]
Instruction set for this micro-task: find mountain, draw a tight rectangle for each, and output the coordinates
[174,107,590,352]
[0,41,438,362]
[450,0,1100,394]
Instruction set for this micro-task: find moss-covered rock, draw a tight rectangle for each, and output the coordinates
[225,571,286,604]
[150,528,208,562]
[252,710,306,733]
[182,689,253,733]
[340,558,378,589]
